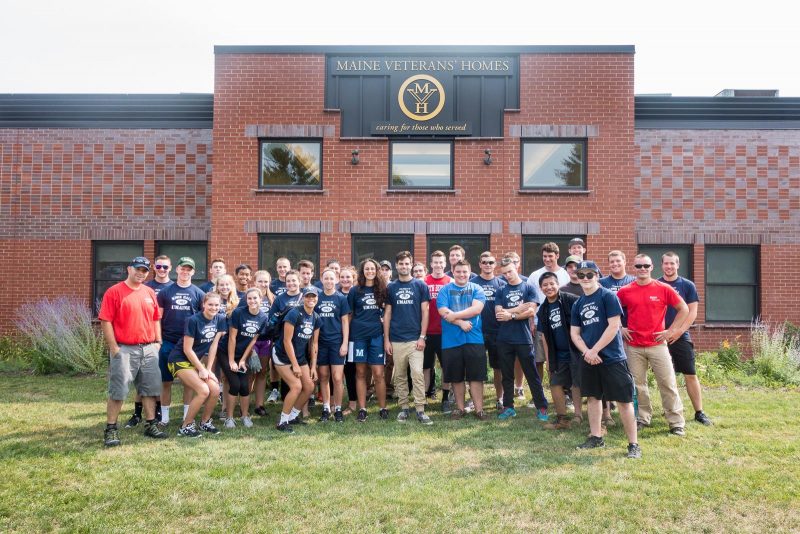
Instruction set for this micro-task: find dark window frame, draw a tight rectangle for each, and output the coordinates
[92,240,144,313]
[351,234,415,266]
[704,245,760,323]
[637,244,694,281]
[426,235,491,271]
[155,240,209,286]
[258,233,321,280]
[258,138,323,190]
[389,139,455,190]
[520,138,587,190]
[521,235,585,276]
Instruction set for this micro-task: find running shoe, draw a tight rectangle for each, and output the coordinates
[397,409,410,422]
[334,409,344,423]
[124,414,142,428]
[495,400,504,411]
[307,395,316,408]
[694,411,713,426]
[320,409,331,423]
[267,388,280,403]
[156,420,169,430]
[576,436,605,449]
[543,415,571,430]
[177,423,202,438]
[450,409,464,420]
[288,415,307,425]
[497,407,517,420]
[669,426,686,437]
[254,406,267,417]
[200,419,220,435]
[416,412,433,425]
[379,408,389,420]
[224,418,236,429]
[602,416,616,427]
[276,422,294,433]
[441,399,453,415]
[464,400,475,413]
[241,416,254,428]
[143,421,168,439]
[626,443,642,459]
[357,409,368,423]
[475,411,489,421]
[526,400,537,409]
[537,407,549,422]
[103,426,121,447]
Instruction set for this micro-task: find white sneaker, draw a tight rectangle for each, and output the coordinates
[241,416,254,428]
[464,400,475,413]
[527,400,537,409]
[267,388,280,403]
[515,388,525,399]
[224,418,236,429]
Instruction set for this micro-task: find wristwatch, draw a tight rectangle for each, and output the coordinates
[419,335,427,340]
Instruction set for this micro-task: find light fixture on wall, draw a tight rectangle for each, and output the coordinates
[484,148,492,165]
[351,148,360,165]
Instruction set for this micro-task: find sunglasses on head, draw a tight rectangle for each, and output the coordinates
[634,264,652,269]
[154,264,169,270]
[576,272,596,280]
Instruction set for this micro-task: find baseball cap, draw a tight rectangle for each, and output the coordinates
[576,260,600,273]
[129,256,151,269]
[564,255,582,266]
[177,257,196,269]
[379,260,392,269]
[569,237,586,248]
[303,286,320,297]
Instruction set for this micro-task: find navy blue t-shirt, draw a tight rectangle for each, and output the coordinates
[599,274,635,293]
[199,280,215,293]
[168,311,226,364]
[545,299,572,360]
[270,279,287,298]
[496,281,537,345]
[229,306,268,358]
[275,307,321,365]
[474,275,506,338]
[659,276,699,341]
[315,291,351,346]
[268,291,303,323]
[386,278,430,342]
[347,286,384,341]
[145,279,173,297]
[157,283,206,343]
[571,287,626,365]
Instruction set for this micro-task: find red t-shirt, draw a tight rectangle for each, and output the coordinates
[616,279,683,347]
[98,281,160,345]
[424,273,451,335]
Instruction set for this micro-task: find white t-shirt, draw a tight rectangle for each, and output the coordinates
[528,266,570,325]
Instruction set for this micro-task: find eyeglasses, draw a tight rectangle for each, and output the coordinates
[154,264,170,270]
[481,260,496,265]
[634,264,652,269]
[576,272,596,280]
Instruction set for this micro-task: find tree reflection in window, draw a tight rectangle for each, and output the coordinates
[260,141,321,187]
[521,141,585,189]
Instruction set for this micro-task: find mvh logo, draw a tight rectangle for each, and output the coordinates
[398,74,445,121]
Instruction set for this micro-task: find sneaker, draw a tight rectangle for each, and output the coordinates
[576,435,605,449]
[288,416,307,425]
[497,407,517,420]
[397,409,410,422]
[143,421,168,439]
[379,408,389,420]
[241,416,254,428]
[254,406,267,417]
[426,391,437,400]
[450,409,464,420]
[526,400,537,409]
[495,400,504,411]
[103,426,121,447]
[320,409,331,423]
[156,420,169,431]
[669,426,686,437]
[200,419,220,435]
[475,410,489,421]
[464,400,475,413]
[544,415,571,430]
[416,412,433,425]
[537,408,549,422]
[694,411,713,426]
[357,409,368,423]
[177,423,202,438]
[224,418,236,429]
[441,399,453,415]
[626,443,642,459]
[334,409,344,423]
[566,396,575,409]
[267,388,280,403]
[515,387,525,399]
[602,416,616,428]
[276,422,294,433]
[124,414,142,429]
[307,395,316,408]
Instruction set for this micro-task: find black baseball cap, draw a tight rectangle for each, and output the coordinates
[129,256,151,269]
[379,260,392,269]
[576,260,600,273]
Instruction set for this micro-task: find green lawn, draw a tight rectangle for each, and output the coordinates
[0,374,798,533]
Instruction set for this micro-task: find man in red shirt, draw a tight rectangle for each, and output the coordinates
[99,256,166,447]
[424,250,452,411]
[617,254,690,436]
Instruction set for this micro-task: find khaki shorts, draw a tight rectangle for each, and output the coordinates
[107,343,161,401]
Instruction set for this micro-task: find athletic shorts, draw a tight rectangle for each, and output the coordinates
[442,343,488,383]
[167,360,195,379]
[348,337,385,366]
[271,346,308,367]
[668,337,696,375]
[107,343,161,400]
[254,339,272,360]
[533,331,546,364]
[550,354,582,389]
[580,359,634,403]
[423,334,442,369]
[317,342,345,366]
[158,340,176,382]
[484,334,500,369]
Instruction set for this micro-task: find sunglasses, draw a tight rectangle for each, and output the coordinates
[634,264,652,269]
[481,260,496,265]
[154,264,170,270]
[576,272,596,280]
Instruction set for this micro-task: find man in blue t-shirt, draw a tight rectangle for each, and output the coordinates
[474,251,507,409]
[495,257,548,421]
[570,260,640,458]
[199,258,226,293]
[383,251,432,424]
[659,251,712,426]
[599,250,635,293]
[437,260,487,419]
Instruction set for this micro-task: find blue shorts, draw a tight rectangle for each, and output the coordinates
[348,337,385,366]
[318,342,345,366]
[158,340,177,382]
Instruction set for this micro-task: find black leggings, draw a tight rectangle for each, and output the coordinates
[344,361,357,402]
[220,357,250,397]
[498,342,548,410]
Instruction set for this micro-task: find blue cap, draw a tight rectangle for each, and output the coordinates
[302,286,320,297]
[577,260,600,273]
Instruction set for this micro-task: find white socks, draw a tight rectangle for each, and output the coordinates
[160,405,170,424]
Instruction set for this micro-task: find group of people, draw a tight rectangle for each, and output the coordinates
[101,238,712,459]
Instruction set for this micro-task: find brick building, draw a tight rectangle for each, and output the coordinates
[1,45,798,350]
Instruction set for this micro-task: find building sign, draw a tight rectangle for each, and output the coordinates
[325,55,519,138]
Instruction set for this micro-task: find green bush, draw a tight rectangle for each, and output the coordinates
[0,335,30,372]
[15,298,107,375]
[750,321,800,386]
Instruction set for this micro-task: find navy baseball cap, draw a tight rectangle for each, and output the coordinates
[576,260,600,273]
[303,286,320,297]
[129,256,151,269]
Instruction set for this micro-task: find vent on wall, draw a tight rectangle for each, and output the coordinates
[715,89,779,97]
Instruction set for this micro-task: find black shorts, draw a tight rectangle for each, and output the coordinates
[668,337,696,375]
[484,334,500,369]
[550,354,582,389]
[442,344,488,383]
[423,334,442,370]
[580,359,634,403]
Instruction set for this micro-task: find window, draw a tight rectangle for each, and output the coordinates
[390,141,453,189]
[521,140,586,189]
[522,236,583,277]
[156,241,208,286]
[352,234,414,266]
[259,139,322,188]
[93,241,144,311]
[637,245,693,280]
[259,234,320,280]
[427,235,490,272]
[705,246,759,322]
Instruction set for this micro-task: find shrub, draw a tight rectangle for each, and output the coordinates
[15,298,107,375]
[0,335,31,372]
[716,337,744,372]
[750,320,800,386]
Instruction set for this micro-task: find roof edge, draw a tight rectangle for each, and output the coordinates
[214,45,635,55]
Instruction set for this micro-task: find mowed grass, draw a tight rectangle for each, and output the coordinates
[0,375,798,533]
